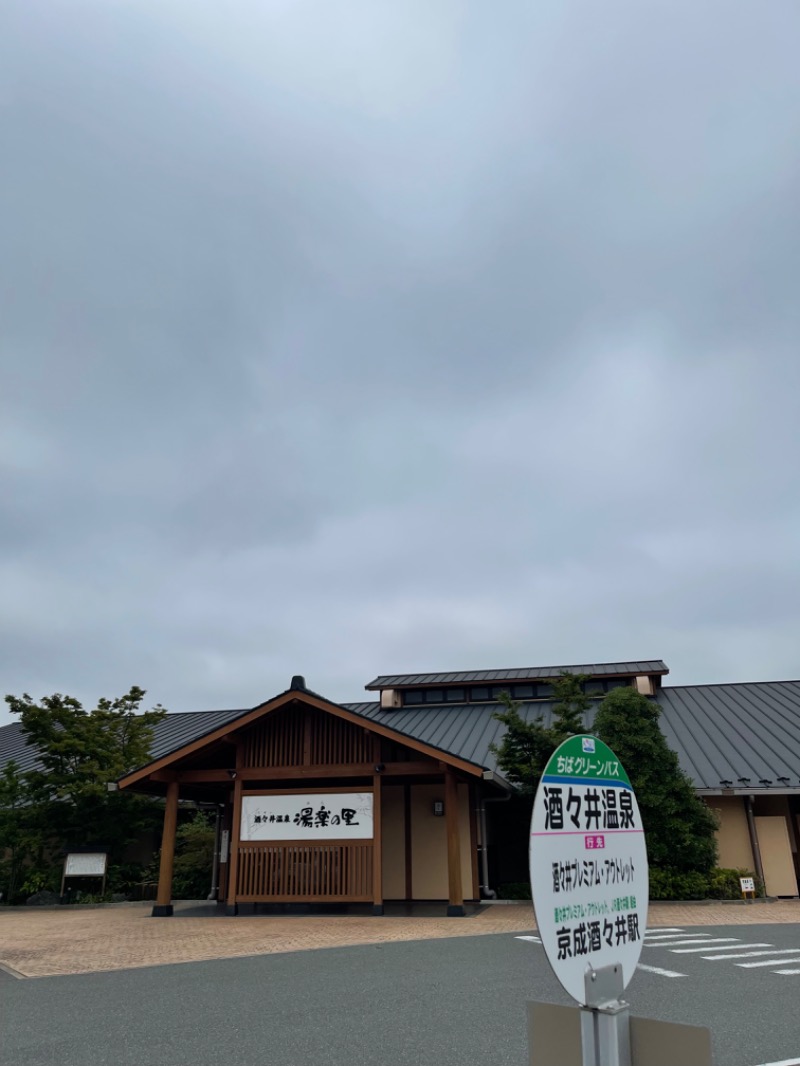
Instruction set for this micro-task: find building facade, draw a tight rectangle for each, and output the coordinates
[3,659,799,911]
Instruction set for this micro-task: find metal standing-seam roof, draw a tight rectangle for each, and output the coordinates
[2,679,799,793]
[655,681,800,791]
[365,661,668,689]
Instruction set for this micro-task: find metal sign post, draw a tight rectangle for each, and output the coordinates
[528,734,648,1066]
[580,964,631,1066]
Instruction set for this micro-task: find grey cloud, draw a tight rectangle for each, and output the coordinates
[2,0,800,722]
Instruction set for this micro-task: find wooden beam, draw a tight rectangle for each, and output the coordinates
[445,771,464,917]
[154,761,441,785]
[225,743,245,915]
[404,784,413,901]
[152,780,179,916]
[118,689,485,791]
[372,771,383,915]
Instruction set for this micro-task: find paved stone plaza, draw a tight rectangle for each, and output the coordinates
[1,900,798,979]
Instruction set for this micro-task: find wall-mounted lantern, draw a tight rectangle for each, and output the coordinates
[433,800,444,817]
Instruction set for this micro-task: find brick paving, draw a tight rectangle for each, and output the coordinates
[1,899,798,979]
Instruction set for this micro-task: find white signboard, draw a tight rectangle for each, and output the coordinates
[739,876,755,893]
[64,853,107,877]
[220,829,230,864]
[529,735,649,1006]
[241,792,373,841]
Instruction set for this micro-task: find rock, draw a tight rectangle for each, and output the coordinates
[26,890,61,906]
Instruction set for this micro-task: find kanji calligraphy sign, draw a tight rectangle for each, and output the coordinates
[529,735,648,1006]
[240,793,374,841]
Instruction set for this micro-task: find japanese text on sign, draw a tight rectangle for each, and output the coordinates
[240,793,373,841]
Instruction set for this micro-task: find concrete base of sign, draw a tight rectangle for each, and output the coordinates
[527,1003,712,1066]
[151,904,174,917]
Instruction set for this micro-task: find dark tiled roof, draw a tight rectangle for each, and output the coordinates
[365,661,668,689]
[147,709,247,760]
[0,720,43,775]
[347,679,800,790]
[656,681,800,791]
[3,679,799,792]
[0,709,246,778]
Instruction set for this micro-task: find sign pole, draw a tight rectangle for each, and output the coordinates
[580,963,631,1066]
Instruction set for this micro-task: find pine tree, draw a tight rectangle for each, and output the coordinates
[592,686,718,873]
[550,673,591,741]
[489,692,557,795]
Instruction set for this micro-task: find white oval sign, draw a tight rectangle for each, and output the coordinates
[529,734,649,1005]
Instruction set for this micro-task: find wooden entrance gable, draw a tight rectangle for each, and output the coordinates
[118,679,486,917]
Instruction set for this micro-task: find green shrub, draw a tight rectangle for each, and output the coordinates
[707,867,765,899]
[648,866,763,900]
[171,813,216,899]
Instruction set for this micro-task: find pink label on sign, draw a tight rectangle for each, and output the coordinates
[584,835,605,849]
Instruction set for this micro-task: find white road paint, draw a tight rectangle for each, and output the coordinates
[636,963,687,978]
[738,956,800,969]
[644,933,702,941]
[702,948,796,960]
[644,927,684,934]
[646,937,738,948]
[515,936,541,943]
[750,1058,800,1065]
[670,940,744,953]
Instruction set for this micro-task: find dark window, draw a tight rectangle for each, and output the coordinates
[491,686,513,700]
[536,683,554,698]
[605,679,629,691]
[403,690,424,705]
[512,684,535,699]
[471,686,490,701]
[424,689,444,703]
[583,681,605,696]
[445,688,466,702]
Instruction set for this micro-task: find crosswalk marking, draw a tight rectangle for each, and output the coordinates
[644,927,684,933]
[636,963,687,978]
[669,942,738,959]
[700,947,784,959]
[670,941,751,953]
[738,956,800,969]
[751,1058,800,1065]
[515,936,541,943]
[772,970,800,976]
[646,937,737,948]
[644,932,699,940]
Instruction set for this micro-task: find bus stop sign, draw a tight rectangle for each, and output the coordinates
[529,734,649,1006]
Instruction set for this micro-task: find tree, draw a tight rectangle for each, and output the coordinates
[592,686,718,873]
[550,673,592,742]
[0,761,37,902]
[489,674,591,794]
[4,687,167,872]
[490,693,556,795]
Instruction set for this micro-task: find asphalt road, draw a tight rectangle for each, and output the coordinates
[3,924,800,1066]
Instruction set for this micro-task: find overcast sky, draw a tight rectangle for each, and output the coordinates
[2,1,799,725]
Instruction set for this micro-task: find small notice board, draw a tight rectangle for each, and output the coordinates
[61,851,108,898]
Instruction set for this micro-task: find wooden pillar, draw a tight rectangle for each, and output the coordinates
[226,774,243,916]
[404,783,413,901]
[445,771,464,916]
[152,780,179,917]
[371,734,384,915]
